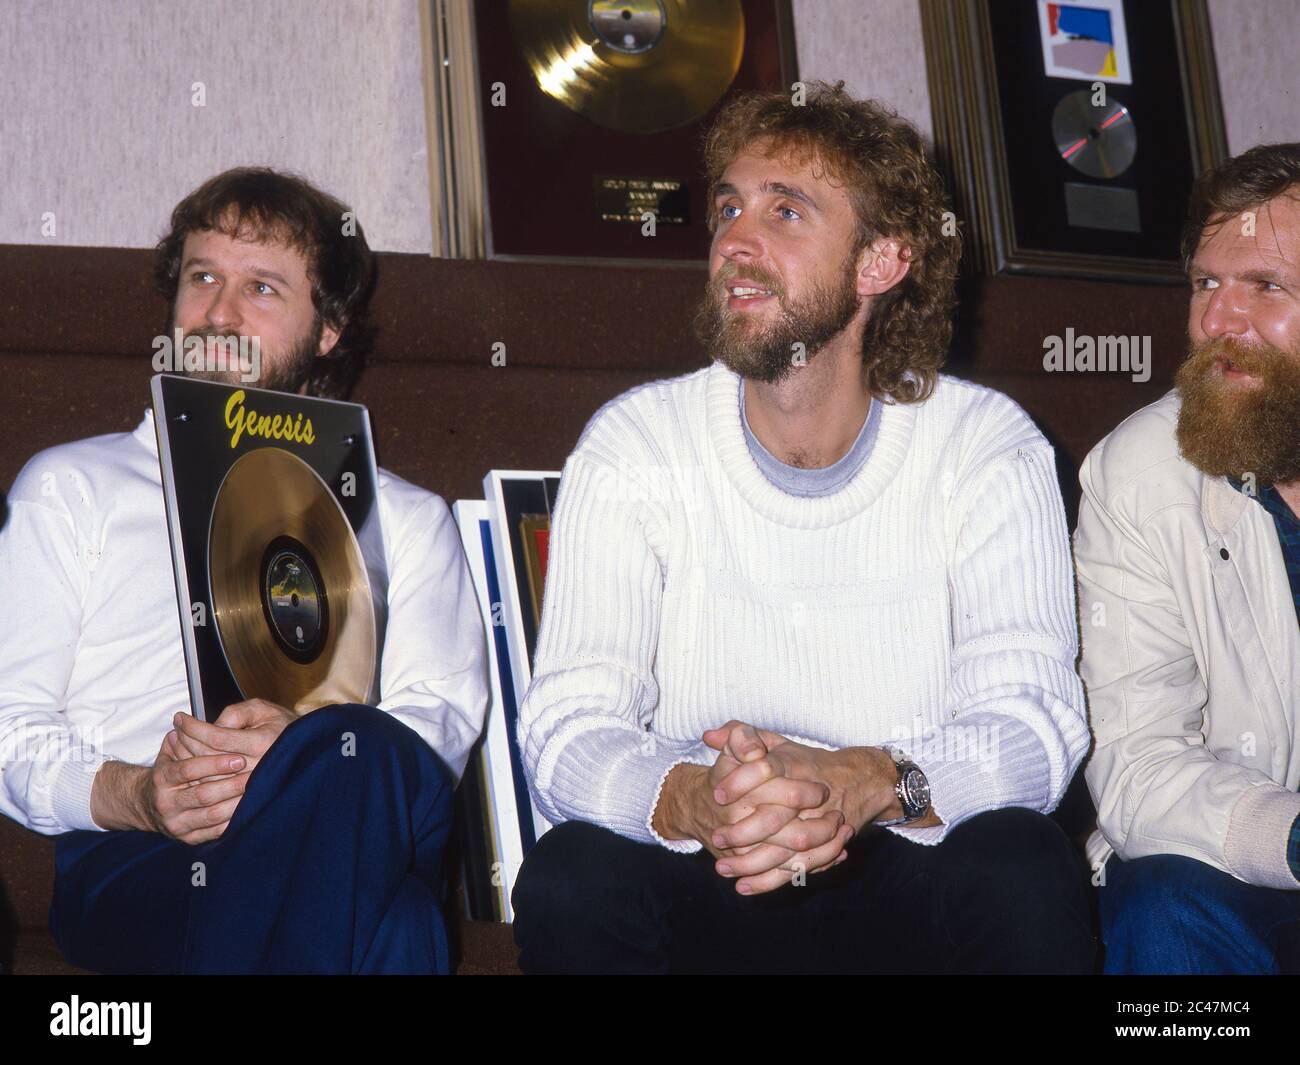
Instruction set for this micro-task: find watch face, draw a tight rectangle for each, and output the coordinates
[904,767,930,812]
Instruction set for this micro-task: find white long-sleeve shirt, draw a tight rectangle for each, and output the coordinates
[0,409,489,835]
[519,360,1090,852]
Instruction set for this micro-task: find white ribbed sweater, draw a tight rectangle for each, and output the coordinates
[519,360,1089,852]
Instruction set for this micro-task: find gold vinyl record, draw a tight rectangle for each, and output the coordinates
[208,447,377,715]
[509,0,744,134]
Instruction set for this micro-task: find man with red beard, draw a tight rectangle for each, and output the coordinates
[511,83,1095,974]
[1078,143,1300,974]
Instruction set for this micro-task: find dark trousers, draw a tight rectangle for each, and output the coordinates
[49,704,454,975]
[511,806,1097,974]
[1100,852,1300,974]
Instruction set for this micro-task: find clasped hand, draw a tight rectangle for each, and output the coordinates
[142,698,298,844]
[693,720,895,896]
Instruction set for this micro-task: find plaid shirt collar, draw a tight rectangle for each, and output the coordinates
[1227,475,1300,627]
[1229,476,1300,883]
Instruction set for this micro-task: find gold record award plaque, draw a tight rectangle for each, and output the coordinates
[208,447,378,714]
[509,0,745,134]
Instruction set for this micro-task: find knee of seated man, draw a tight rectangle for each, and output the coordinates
[511,821,632,926]
[283,703,450,789]
[292,703,407,753]
[943,807,1086,903]
[1104,853,1230,929]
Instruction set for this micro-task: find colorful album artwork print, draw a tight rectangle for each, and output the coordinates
[1037,0,1133,85]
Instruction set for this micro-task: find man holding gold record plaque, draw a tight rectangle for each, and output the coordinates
[512,82,1096,974]
[0,169,488,974]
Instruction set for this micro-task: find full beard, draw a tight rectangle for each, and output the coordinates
[1175,335,1300,485]
[693,261,861,385]
[164,310,323,394]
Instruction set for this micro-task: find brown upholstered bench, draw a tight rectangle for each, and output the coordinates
[0,244,1186,974]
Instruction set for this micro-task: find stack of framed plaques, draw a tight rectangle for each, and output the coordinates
[453,470,562,922]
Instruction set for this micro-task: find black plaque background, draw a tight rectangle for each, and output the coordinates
[988,0,1195,263]
[154,376,380,721]
[475,0,796,261]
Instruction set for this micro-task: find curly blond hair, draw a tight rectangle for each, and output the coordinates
[702,81,961,403]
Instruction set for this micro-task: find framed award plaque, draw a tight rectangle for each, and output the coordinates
[472,0,798,262]
[453,498,552,922]
[921,0,1227,282]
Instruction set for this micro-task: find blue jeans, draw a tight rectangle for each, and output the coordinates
[49,703,454,974]
[1100,853,1300,974]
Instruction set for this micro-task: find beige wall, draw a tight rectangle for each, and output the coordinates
[0,0,433,252]
[793,0,933,142]
[0,0,1294,253]
[1207,0,1300,152]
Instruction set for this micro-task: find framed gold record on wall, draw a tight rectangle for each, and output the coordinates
[471,0,797,262]
[922,0,1227,282]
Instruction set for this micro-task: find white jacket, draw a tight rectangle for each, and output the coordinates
[1076,391,1300,890]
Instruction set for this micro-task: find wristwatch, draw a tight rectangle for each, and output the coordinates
[874,748,931,827]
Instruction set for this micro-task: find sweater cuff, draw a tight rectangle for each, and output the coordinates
[541,723,715,851]
[1224,784,1300,890]
[646,756,707,854]
[48,751,110,832]
[885,717,1054,847]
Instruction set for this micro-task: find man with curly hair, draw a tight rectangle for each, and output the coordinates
[511,82,1095,974]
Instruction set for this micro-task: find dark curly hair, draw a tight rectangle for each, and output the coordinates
[154,167,376,400]
[1181,142,1300,272]
[702,80,961,403]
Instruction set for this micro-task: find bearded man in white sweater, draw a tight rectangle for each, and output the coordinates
[0,169,488,973]
[511,82,1095,974]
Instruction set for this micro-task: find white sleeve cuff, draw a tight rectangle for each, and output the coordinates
[49,752,110,833]
[884,717,1056,846]
[646,755,709,854]
[538,721,714,851]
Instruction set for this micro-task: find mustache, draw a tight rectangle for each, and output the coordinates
[164,319,245,345]
[181,330,244,342]
[1184,336,1288,376]
[710,264,784,299]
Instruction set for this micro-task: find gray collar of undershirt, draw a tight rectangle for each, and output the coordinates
[739,378,881,498]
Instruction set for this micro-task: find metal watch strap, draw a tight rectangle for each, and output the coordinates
[875,749,930,827]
